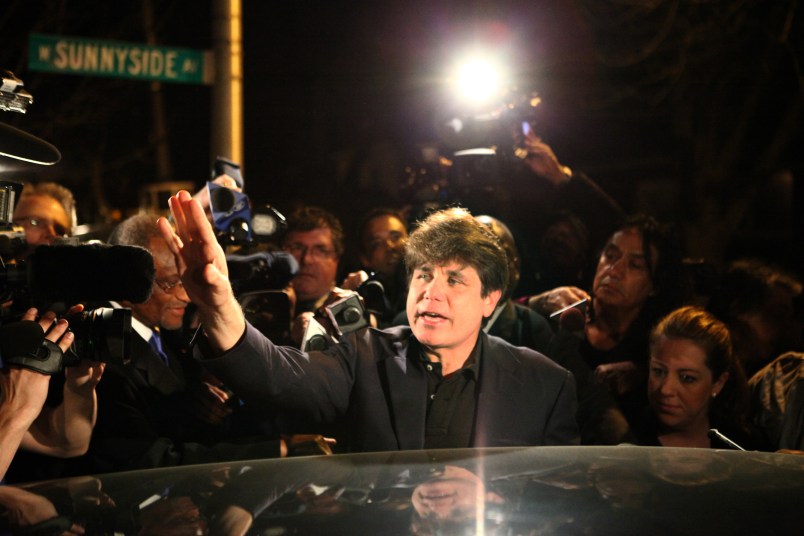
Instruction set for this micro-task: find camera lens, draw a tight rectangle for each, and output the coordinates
[66,307,132,366]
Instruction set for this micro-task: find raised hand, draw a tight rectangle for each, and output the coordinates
[158,190,245,353]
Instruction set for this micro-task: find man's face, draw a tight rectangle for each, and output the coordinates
[592,227,657,314]
[283,227,339,303]
[407,262,500,358]
[12,194,70,247]
[360,214,408,277]
[130,237,190,330]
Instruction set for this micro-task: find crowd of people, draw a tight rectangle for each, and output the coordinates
[2,133,803,491]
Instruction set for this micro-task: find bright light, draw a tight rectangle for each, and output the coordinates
[451,55,505,105]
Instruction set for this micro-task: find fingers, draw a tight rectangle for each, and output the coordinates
[198,383,233,424]
[210,174,241,191]
[157,217,186,276]
[205,382,231,405]
[186,191,221,247]
[65,361,105,388]
[157,217,182,254]
[168,190,220,254]
[65,303,85,317]
[21,308,75,354]
[341,270,368,291]
[167,192,190,245]
[37,311,75,354]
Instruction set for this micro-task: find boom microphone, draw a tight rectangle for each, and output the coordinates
[14,244,155,303]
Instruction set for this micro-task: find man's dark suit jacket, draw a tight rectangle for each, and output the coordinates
[199,324,579,452]
[90,330,281,473]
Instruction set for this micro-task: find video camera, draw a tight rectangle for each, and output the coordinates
[0,307,131,374]
[208,157,287,246]
[0,71,148,368]
[436,88,542,188]
[208,158,300,342]
[226,251,298,343]
[0,242,153,368]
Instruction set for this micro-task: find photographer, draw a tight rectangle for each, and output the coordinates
[0,306,103,483]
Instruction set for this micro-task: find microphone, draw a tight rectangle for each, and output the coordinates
[546,300,587,369]
[358,279,388,317]
[708,428,746,451]
[17,243,155,303]
[0,121,62,166]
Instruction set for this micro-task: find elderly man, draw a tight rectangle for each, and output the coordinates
[88,213,288,472]
[159,194,578,451]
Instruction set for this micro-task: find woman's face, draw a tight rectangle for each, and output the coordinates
[648,336,728,433]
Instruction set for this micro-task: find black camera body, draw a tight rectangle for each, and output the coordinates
[0,307,131,374]
[228,251,299,343]
[64,307,132,367]
[325,293,370,337]
[208,157,287,246]
[435,89,542,193]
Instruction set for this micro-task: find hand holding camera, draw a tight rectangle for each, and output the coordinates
[520,131,572,186]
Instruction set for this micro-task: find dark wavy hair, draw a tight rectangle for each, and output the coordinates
[405,207,508,298]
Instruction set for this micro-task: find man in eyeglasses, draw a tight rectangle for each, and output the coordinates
[84,213,301,473]
[281,205,344,314]
[280,205,366,347]
[11,181,75,253]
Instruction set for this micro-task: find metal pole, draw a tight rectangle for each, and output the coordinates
[212,0,243,166]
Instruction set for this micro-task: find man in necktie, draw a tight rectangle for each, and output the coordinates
[88,213,288,473]
[148,328,169,365]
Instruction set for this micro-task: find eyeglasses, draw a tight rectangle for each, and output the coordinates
[13,216,68,237]
[284,243,336,261]
[154,276,184,294]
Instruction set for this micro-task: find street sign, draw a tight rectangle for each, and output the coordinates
[28,33,212,85]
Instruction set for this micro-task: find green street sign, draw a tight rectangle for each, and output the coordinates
[28,33,212,85]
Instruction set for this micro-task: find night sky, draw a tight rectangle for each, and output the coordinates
[2,0,802,272]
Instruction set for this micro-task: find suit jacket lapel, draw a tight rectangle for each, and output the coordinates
[381,333,427,450]
[474,333,523,447]
[131,334,185,395]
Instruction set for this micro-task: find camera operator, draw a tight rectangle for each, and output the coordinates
[0,306,104,483]
[11,182,75,252]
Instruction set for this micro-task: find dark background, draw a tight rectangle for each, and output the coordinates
[1,0,802,276]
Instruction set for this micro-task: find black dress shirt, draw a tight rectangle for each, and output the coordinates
[420,340,481,449]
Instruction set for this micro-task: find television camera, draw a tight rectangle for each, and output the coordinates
[435,86,542,191]
[208,158,300,342]
[0,71,147,371]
